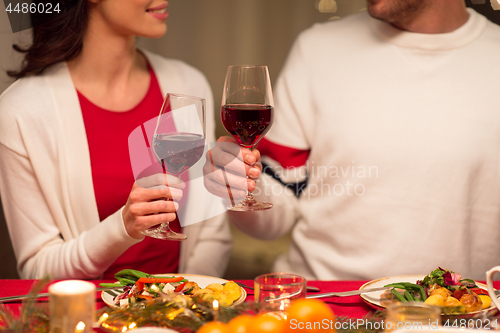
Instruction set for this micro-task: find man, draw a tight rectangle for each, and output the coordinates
[205,0,500,280]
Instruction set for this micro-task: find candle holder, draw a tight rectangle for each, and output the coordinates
[384,302,441,332]
[49,280,96,333]
[254,273,306,315]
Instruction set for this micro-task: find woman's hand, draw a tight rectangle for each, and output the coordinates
[122,173,185,239]
[203,136,262,202]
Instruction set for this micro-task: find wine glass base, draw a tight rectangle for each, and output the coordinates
[227,198,273,212]
[141,225,187,241]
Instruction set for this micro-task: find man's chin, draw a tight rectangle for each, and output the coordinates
[367,0,427,25]
[366,1,387,20]
[367,6,386,21]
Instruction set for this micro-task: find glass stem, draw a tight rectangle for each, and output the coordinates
[245,146,256,202]
[246,176,255,200]
[159,222,174,233]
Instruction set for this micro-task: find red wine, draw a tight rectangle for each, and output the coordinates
[153,132,205,176]
[221,104,274,148]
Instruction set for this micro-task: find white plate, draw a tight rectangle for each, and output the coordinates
[360,275,425,309]
[359,275,495,315]
[101,273,247,308]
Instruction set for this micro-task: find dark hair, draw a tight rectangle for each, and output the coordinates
[7,0,89,79]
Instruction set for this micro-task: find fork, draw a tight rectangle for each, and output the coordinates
[233,281,320,292]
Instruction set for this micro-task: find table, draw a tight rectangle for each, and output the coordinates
[0,279,374,317]
[0,279,499,330]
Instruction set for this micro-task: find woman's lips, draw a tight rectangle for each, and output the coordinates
[146,3,168,20]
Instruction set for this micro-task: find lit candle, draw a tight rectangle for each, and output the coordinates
[96,313,109,326]
[212,299,220,321]
[75,321,86,333]
[49,280,96,333]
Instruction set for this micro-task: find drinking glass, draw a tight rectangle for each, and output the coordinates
[254,273,306,313]
[141,93,206,240]
[221,65,274,211]
[384,302,441,332]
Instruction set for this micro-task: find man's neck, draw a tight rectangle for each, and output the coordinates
[393,2,470,34]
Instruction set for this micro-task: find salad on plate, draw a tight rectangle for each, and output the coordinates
[100,269,243,308]
[384,267,493,314]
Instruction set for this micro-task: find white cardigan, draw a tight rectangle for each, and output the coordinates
[0,50,232,279]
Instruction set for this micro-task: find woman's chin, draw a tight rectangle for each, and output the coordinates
[140,26,167,39]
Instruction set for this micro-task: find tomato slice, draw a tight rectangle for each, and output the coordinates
[138,294,154,300]
[175,282,187,292]
[470,288,488,295]
[453,289,465,300]
[135,276,185,291]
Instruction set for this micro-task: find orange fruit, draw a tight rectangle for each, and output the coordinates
[197,321,229,333]
[227,314,254,333]
[247,313,285,333]
[284,299,336,333]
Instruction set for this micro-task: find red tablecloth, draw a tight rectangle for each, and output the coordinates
[0,279,498,330]
[239,279,376,318]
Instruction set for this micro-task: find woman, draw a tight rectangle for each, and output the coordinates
[0,0,231,279]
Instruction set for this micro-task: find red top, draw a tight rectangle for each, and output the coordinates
[257,137,310,168]
[79,66,187,279]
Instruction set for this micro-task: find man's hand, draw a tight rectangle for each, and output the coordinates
[203,136,262,203]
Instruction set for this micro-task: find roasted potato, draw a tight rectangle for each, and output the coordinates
[214,290,233,307]
[192,288,215,303]
[223,281,242,301]
[444,296,462,307]
[205,283,224,292]
[430,287,452,299]
[425,294,446,307]
[179,281,200,295]
[443,296,465,314]
[460,293,483,313]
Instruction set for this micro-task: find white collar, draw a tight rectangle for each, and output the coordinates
[370,8,487,50]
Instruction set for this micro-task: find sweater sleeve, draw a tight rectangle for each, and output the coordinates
[0,141,142,279]
[0,77,142,279]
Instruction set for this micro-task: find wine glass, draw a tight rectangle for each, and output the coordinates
[141,93,206,240]
[221,65,274,211]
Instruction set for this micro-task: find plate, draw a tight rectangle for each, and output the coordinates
[359,275,495,316]
[360,275,425,310]
[101,273,247,308]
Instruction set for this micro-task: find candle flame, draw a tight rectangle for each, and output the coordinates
[212,299,219,311]
[121,326,128,332]
[75,321,85,332]
[97,313,109,325]
[129,322,137,329]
